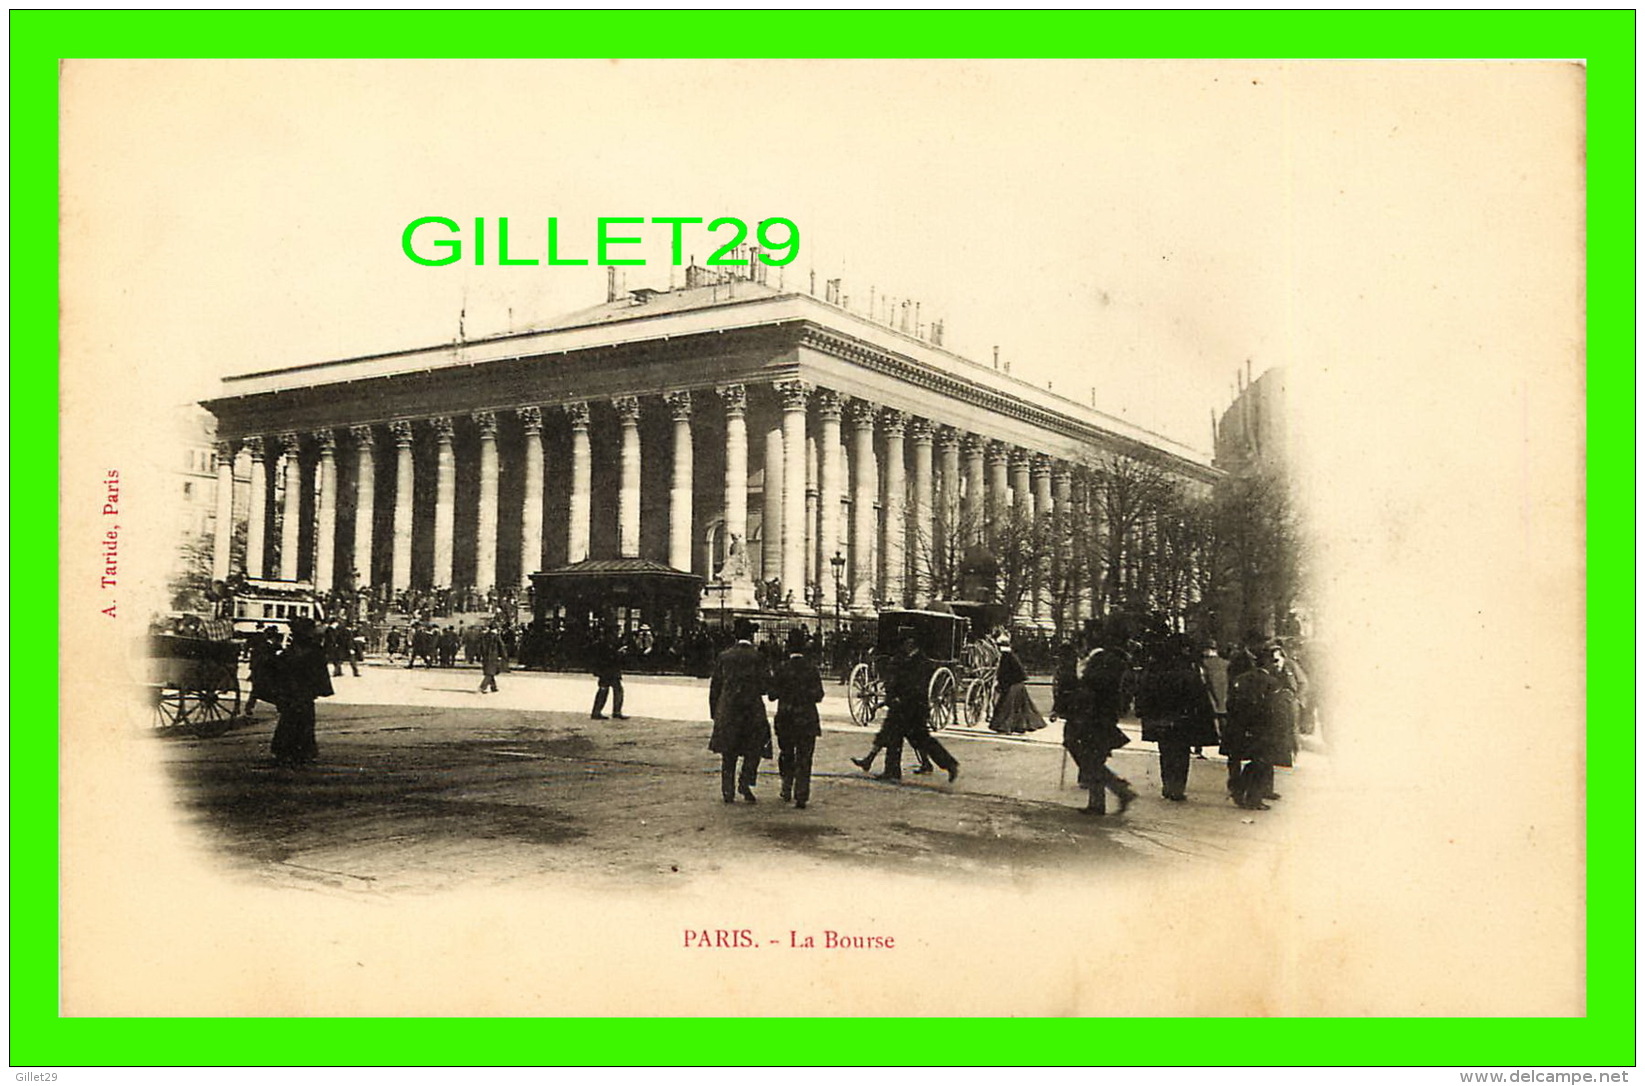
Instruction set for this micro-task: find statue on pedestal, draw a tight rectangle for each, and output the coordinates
[712,534,760,610]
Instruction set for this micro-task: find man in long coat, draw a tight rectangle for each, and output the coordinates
[270,616,335,766]
[409,623,435,669]
[1225,645,1299,811]
[1054,634,1137,815]
[767,628,825,808]
[879,635,959,783]
[477,623,508,694]
[244,625,282,719]
[1138,636,1220,801]
[709,618,772,803]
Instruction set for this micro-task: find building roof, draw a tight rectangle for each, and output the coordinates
[533,278,785,332]
[207,276,1216,476]
[535,557,701,580]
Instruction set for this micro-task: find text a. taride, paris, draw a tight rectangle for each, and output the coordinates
[101,469,119,617]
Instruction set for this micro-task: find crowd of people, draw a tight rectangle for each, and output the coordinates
[237,603,1313,821]
[1049,627,1311,814]
[387,621,518,672]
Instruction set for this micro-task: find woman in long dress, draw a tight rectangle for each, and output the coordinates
[989,631,1047,734]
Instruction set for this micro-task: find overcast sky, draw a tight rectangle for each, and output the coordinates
[62,59,1582,458]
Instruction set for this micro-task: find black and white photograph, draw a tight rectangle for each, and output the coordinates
[58,59,1586,1017]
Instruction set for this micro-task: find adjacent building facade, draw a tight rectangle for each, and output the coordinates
[200,271,1217,633]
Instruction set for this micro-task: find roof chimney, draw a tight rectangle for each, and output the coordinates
[992,346,1000,370]
[607,265,619,304]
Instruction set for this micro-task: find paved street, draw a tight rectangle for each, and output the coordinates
[158,661,1326,895]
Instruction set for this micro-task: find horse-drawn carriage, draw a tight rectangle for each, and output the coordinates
[846,602,1011,731]
[141,616,243,737]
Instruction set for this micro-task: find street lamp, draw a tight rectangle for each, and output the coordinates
[708,577,730,632]
[829,550,849,669]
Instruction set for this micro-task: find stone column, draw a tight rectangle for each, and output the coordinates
[1052,464,1079,631]
[244,436,268,579]
[847,399,877,612]
[961,433,985,545]
[278,432,302,581]
[909,420,934,605]
[389,421,414,591]
[664,391,694,573]
[432,416,456,588]
[613,395,643,559]
[761,424,783,581]
[566,402,592,564]
[935,426,960,592]
[718,384,748,561]
[211,439,237,582]
[350,426,376,591]
[987,441,1011,549]
[1073,473,1091,627]
[1032,455,1054,628]
[313,429,339,592]
[880,409,907,607]
[473,410,499,593]
[1008,449,1032,622]
[776,379,810,610]
[518,407,544,582]
[805,436,819,596]
[814,390,844,611]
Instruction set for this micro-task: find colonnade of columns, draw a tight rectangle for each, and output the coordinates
[212,380,1102,626]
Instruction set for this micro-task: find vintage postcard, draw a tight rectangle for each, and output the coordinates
[57,58,1587,1019]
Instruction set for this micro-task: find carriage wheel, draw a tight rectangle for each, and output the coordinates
[927,667,956,732]
[154,687,189,729]
[187,686,240,739]
[964,679,995,728]
[847,663,879,726]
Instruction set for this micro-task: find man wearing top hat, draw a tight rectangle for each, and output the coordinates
[709,618,773,803]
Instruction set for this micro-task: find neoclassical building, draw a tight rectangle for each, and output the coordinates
[201,270,1216,630]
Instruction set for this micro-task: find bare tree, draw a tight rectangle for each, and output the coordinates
[168,532,216,613]
[1210,466,1303,639]
[908,505,992,605]
[1149,482,1218,632]
[990,501,1048,621]
[1079,451,1176,617]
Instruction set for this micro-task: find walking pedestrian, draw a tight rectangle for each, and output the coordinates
[709,618,772,803]
[1194,640,1232,783]
[270,616,334,767]
[325,619,354,678]
[1226,645,1299,810]
[768,628,824,808]
[1138,636,1219,802]
[477,623,507,694]
[1053,634,1137,815]
[877,635,959,783]
[990,630,1047,734]
[243,625,282,719]
[589,626,628,719]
